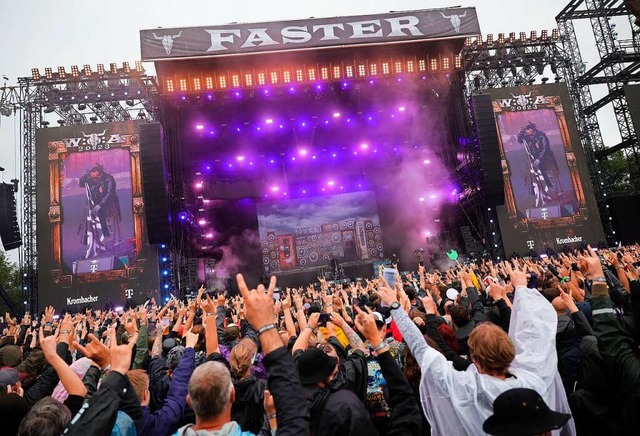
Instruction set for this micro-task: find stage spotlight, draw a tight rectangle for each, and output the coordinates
[40,120,50,127]
[137,110,146,119]
[57,67,66,79]
[97,64,105,75]
[541,77,549,83]
[56,120,65,126]
[125,99,135,106]
[71,65,79,77]
[43,104,55,113]
[89,116,98,123]
[44,68,53,80]
[77,103,87,110]
[110,63,118,74]
[83,64,92,75]
[123,62,131,73]
[135,61,144,73]
[31,68,40,80]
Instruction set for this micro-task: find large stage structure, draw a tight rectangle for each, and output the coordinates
[1,4,635,311]
[143,7,482,292]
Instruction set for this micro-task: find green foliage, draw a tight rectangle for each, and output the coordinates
[0,249,22,315]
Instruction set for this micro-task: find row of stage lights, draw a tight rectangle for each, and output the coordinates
[162,54,463,94]
[31,62,145,82]
[464,29,561,48]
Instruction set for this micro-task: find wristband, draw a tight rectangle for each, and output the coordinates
[206,312,214,317]
[257,323,278,335]
[60,329,70,335]
[372,342,388,353]
[560,276,570,283]
[592,276,607,283]
[268,413,277,420]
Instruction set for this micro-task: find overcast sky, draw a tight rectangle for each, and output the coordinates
[0,0,628,261]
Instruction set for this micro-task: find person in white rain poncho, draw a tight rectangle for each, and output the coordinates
[377,265,575,436]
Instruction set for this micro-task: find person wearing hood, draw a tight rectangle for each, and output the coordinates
[378,265,575,435]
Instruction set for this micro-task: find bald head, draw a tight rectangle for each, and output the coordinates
[188,361,233,421]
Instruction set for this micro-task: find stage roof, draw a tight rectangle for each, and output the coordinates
[140,7,480,62]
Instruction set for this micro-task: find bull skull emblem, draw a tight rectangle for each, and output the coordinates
[440,11,467,33]
[511,92,532,106]
[81,129,107,147]
[152,31,183,55]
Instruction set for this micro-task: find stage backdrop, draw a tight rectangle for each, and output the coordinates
[482,84,605,255]
[36,121,160,310]
[257,191,384,273]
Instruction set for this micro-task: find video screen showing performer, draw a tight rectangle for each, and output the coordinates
[517,123,562,208]
[60,148,136,272]
[497,108,579,221]
[79,165,123,258]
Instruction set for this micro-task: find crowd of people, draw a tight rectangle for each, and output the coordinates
[1,244,639,435]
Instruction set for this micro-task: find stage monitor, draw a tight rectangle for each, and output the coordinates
[36,121,160,310]
[257,191,384,273]
[483,83,605,255]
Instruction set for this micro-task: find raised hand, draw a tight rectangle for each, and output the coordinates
[44,306,55,323]
[354,306,383,347]
[307,312,321,330]
[39,326,59,358]
[578,246,605,278]
[108,326,137,374]
[236,274,276,331]
[200,294,217,316]
[184,329,199,348]
[73,332,112,370]
[377,275,398,306]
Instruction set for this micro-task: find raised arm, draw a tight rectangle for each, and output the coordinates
[508,266,558,387]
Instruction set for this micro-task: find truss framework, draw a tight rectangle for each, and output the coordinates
[0,68,159,313]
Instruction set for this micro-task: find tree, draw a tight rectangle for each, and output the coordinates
[0,249,22,316]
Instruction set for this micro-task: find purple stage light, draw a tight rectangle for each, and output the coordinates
[299,148,308,156]
[271,186,279,192]
[265,118,273,124]
[419,197,425,202]
[269,159,275,164]
[196,124,204,130]
[324,120,329,125]
[291,156,296,161]
[369,79,374,85]
[179,213,187,221]
[206,94,213,100]
[234,91,241,97]
[283,192,288,196]
[341,81,348,88]
[236,155,245,162]
[398,106,406,112]
[236,127,241,132]
[228,163,233,168]
[321,188,326,192]
[346,118,351,123]
[195,182,203,189]
[209,130,215,135]
[301,122,306,127]
[205,232,214,239]
[279,124,284,129]
[429,194,437,200]
[312,155,317,160]
[289,86,295,93]
[256,127,261,131]
[332,153,337,158]
[423,159,431,165]
[360,143,369,150]
[425,231,431,237]
[302,189,307,194]
[316,84,322,91]
[249,161,254,166]
[333,112,341,118]
[327,180,335,187]
[367,116,373,121]
[198,219,206,226]
[263,89,270,95]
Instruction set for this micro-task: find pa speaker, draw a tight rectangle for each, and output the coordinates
[138,123,171,244]
[0,182,22,250]
[472,93,505,206]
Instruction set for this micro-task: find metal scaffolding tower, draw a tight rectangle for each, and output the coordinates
[557,0,640,197]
